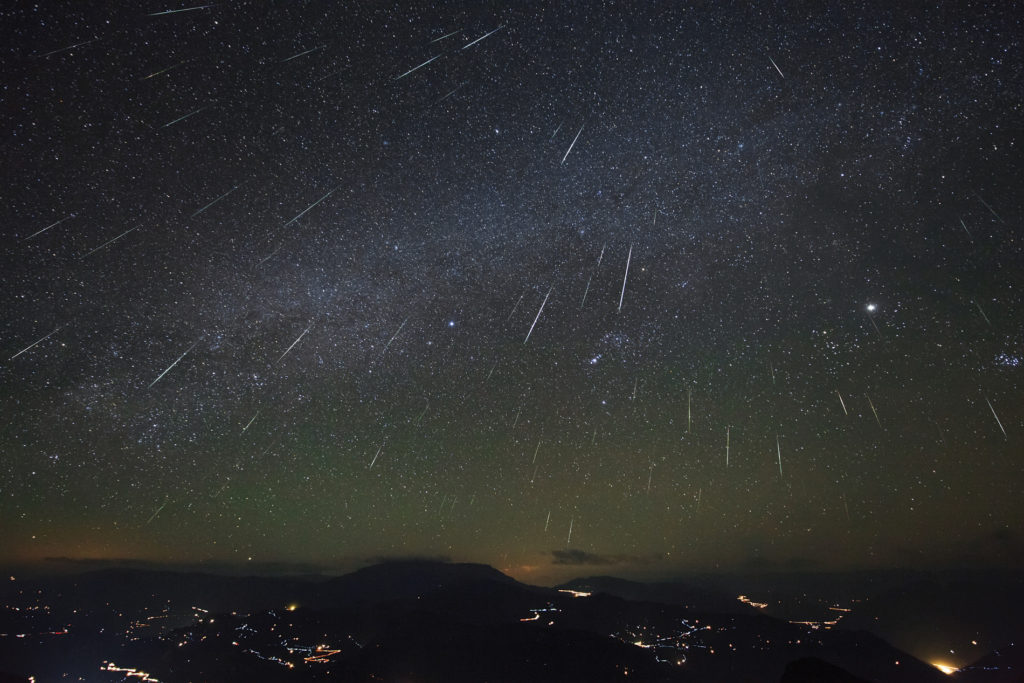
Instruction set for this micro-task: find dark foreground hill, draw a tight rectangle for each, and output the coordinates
[954,642,1024,683]
[0,561,954,682]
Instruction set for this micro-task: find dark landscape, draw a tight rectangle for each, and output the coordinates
[1,561,1022,682]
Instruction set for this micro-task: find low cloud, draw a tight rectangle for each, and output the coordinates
[549,550,664,566]
[42,556,343,575]
[737,556,821,573]
[363,554,453,565]
[45,557,159,569]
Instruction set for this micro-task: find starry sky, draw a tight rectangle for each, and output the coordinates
[2,0,1022,583]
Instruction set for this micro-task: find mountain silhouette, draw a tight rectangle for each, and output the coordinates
[0,560,965,682]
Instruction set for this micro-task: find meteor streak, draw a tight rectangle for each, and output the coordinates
[618,244,632,312]
[149,5,214,16]
[9,325,64,361]
[283,186,339,227]
[524,286,552,343]
[276,323,312,364]
[148,341,198,388]
[393,54,440,80]
[23,215,74,241]
[561,124,585,164]
[462,25,504,50]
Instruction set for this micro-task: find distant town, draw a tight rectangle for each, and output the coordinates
[1,562,1020,682]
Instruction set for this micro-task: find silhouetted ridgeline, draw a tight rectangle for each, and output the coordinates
[3,561,1017,682]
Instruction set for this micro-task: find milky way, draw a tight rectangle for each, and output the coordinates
[2,1,1021,581]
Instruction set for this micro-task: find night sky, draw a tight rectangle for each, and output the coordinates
[2,0,1022,583]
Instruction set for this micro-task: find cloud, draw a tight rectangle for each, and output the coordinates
[45,556,160,569]
[363,554,453,565]
[41,556,346,575]
[946,526,1024,567]
[549,550,664,566]
[736,555,821,572]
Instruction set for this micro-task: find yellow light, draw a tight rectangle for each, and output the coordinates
[932,662,957,675]
[286,603,299,612]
